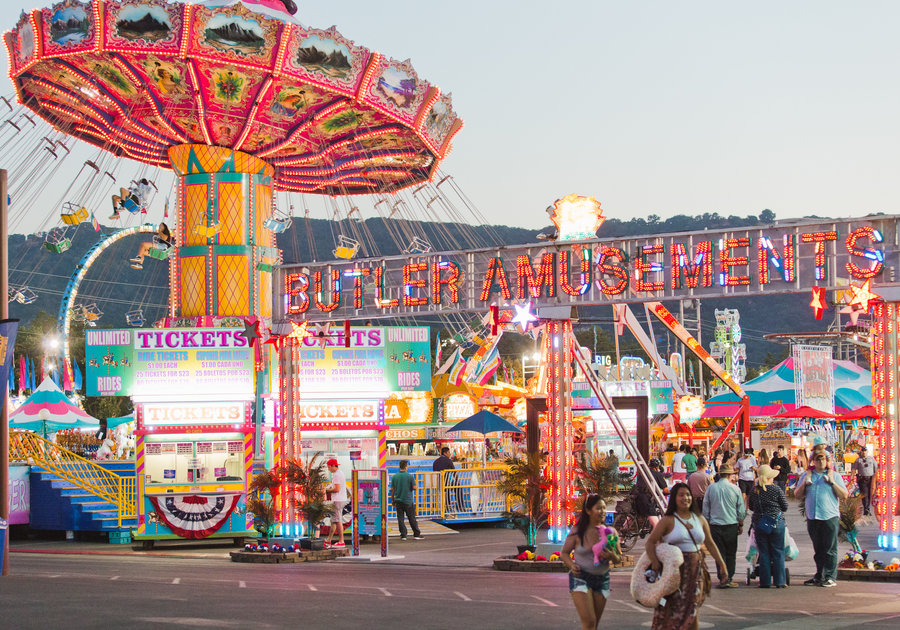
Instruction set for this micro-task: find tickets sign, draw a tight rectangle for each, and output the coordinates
[293,326,430,394]
[86,328,253,397]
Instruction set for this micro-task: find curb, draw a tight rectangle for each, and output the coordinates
[11,548,228,560]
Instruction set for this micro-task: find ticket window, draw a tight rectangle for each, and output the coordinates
[299,435,379,472]
[143,434,245,486]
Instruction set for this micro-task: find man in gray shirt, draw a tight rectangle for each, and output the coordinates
[853,446,877,516]
[702,463,746,588]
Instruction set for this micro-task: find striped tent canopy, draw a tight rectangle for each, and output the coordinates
[700,357,871,421]
[10,377,98,433]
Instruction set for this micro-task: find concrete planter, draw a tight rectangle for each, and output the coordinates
[837,568,900,582]
[230,548,349,564]
[493,554,634,572]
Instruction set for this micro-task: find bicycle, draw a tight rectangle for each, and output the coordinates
[613,495,654,552]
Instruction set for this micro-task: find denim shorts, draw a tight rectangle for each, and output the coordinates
[568,571,610,597]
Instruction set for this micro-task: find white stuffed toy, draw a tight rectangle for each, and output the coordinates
[114,425,131,459]
[95,436,115,461]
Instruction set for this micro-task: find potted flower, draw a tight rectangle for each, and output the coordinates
[496,452,551,552]
[281,453,332,550]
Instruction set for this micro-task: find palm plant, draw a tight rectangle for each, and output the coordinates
[247,468,281,539]
[281,453,331,539]
[496,452,552,547]
[574,452,634,510]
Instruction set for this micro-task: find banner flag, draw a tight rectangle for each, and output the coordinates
[0,320,20,401]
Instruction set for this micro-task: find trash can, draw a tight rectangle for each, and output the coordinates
[0,516,8,574]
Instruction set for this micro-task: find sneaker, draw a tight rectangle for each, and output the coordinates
[129,257,142,264]
[400,537,407,541]
[819,579,837,588]
[724,581,739,588]
[331,542,345,548]
[413,535,425,540]
[130,263,143,270]
[109,213,120,221]
[803,577,821,586]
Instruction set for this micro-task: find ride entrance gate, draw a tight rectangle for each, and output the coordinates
[276,214,900,551]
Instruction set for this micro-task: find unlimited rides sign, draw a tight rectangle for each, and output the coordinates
[86,328,253,398]
[275,216,898,322]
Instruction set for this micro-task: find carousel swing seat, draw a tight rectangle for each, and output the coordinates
[16,287,37,304]
[125,310,144,327]
[333,235,360,260]
[263,211,292,234]
[404,236,432,255]
[146,247,171,261]
[60,202,89,225]
[44,227,72,253]
[194,223,221,239]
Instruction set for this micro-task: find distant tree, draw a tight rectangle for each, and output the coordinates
[759,209,776,223]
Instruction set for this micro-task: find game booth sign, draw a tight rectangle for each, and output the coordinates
[276,213,900,550]
[87,327,255,542]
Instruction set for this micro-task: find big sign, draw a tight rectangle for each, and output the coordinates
[275,216,897,322]
[86,328,253,398]
[292,326,430,394]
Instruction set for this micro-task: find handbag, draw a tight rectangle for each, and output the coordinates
[675,514,712,597]
[757,513,778,534]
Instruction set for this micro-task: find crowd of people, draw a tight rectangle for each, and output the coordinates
[564,438,874,630]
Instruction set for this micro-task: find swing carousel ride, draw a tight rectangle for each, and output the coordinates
[2,0,488,362]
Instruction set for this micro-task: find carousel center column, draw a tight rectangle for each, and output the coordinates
[167,145,279,319]
[872,302,900,550]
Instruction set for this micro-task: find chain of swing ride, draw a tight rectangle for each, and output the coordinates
[1,89,510,356]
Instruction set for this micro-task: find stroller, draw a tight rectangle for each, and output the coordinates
[745,524,798,585]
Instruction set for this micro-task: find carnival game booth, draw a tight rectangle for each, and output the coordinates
[87,327,257,544]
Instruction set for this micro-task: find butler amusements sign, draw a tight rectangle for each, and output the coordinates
[275,215,900,322]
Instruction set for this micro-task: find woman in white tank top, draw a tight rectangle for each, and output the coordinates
[645,483,727,630]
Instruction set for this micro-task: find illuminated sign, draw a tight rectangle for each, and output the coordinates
[296,401,386,431]
[297,401,379,421]
[276,217,896,322]
[142,402,247,427]
[444,394,476,420]
[292,326,430,394]
[86,328,253,398]
[386,427,427,440]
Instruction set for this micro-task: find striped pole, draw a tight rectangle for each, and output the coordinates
[135,434,145,535]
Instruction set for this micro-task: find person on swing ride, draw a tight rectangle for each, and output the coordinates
[110,178,153,220]
[130,222,174,270]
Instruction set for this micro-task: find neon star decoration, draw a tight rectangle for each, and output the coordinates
[263,329,284,352]
[840,279,881,326]
[848,279,880,312]
[810,287,827,320]
[287,320,311,343]
[549,194,605,241]
[239,318,262,348]
[511,302,538,332]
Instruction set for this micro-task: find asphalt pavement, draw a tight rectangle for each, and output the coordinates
[4,502,899,629]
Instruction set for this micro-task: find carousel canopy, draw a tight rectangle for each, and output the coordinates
[5,0,462,194]
[10,376,99,432]
[701,357,871,419]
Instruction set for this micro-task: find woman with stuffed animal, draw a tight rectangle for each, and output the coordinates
[561,494,621,630]
[645,483,727,630]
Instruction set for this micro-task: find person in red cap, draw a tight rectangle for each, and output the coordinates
[325,458,347,548]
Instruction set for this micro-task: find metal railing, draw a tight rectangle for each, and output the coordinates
[10,430,137,528]
[386,467,509,523]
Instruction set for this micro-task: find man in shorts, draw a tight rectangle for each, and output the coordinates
[325,458,347,548]
[736,448,758,509]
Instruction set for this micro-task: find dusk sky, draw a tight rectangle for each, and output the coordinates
[2,1,897,233]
